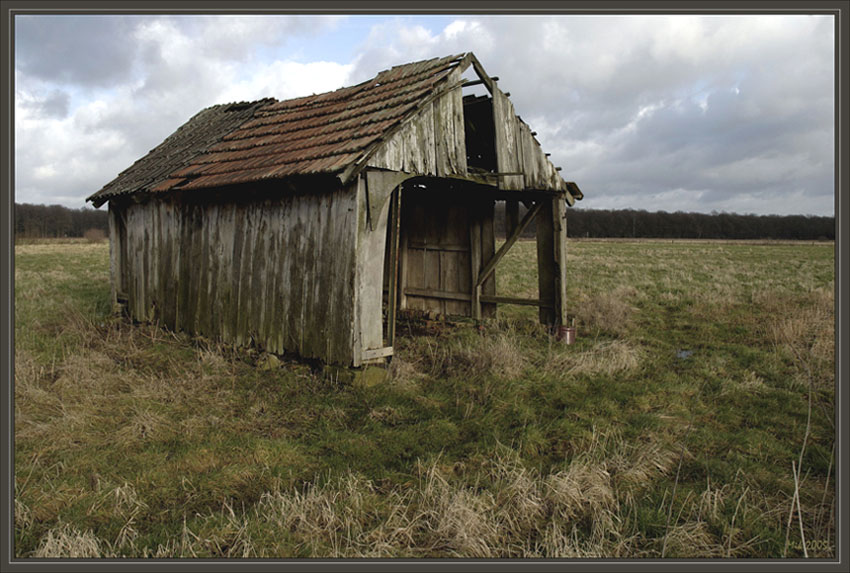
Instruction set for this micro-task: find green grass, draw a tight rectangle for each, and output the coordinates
[14,238,835,558]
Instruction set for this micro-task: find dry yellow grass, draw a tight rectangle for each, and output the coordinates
[15,239,835,559]
[545,339,643,378]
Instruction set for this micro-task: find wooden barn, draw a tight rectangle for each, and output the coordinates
[87,53,583,367]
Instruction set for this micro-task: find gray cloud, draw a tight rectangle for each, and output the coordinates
[19,88,70,119]
[16,16,139,87]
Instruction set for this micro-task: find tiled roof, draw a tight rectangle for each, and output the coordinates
[87,99,273,207]
[88,54,465,206]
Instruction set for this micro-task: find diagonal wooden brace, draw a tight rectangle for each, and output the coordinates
[476,200,543,287]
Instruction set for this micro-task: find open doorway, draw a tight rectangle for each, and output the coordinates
[461,69,497,175]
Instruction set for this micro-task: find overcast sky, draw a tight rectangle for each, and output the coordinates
[14,13,835,216]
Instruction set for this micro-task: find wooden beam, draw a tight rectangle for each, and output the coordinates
[461,76,499,88]
[480,295,553,308]
[536,199,556,325]
[477,200,543,287]
[405,287,472,302]
[362,346,394,361]
[386,187,402,347]
[552,196,568,326]
[470,59,496,93]
[408,243,469,253]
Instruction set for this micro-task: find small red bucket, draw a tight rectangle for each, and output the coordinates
[556,326,576,344]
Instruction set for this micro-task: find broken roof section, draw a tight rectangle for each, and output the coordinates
[88,53,582,208]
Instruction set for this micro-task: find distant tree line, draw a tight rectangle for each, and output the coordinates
[15,201,835,241]
[15,203,108,238]
[496,204,834,241]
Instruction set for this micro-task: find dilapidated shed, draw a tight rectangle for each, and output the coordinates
[87,53,583,366]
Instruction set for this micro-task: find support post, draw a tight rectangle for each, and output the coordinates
[536,198,556,326]
[552,196,568,327]
[386,187,402,347]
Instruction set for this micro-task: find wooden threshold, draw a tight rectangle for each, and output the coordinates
[479,295,553,308]
[404,287,472,302]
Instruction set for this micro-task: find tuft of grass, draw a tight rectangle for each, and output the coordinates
[574,285,638,337]
[33,523,104,558]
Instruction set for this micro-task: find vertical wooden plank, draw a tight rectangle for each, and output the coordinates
[493,89,523,190]
[552,196,568,327]
[333,186,358,365]
[240,205,255,347]
[398,222,409,311]
[406,247,425,311]
[260,207,275,351]
[228,204,244,344]
[180,203,195,332]
[480,200,497,318]
[251,204,267,346]
[187,203,203,334]
[271,203,285,354]
[536,198,556,326]
[451,77,467,175]
[423,251,442,313]
[108,203,119,308]
[434,73,464,176]
[308,192,329,358]
[168,201,178,328]
[422,102,437,175]
[196,204,211,336]
[469,206,482,321]
[125,208,136,318]
[206,204,221,338]
[148,202,157,322]
[434,95,448,176]
[119,206,129,307]
[142,211,151,321]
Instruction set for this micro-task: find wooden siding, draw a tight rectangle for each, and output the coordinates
[366,79,567,196]
[492,86,566,193]
[366,68,467,178]
[113,187,359,365]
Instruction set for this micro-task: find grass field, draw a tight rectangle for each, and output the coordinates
[14,238,835,558]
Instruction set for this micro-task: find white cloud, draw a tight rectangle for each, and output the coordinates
[217,60,353,104]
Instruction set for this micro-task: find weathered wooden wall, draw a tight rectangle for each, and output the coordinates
[491,87,567,193]
[366,67,468,178]
[364,66,566,199]
[112,185,359,365]
[399,186,496,318]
